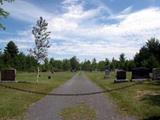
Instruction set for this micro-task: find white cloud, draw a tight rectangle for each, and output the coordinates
[2,0,52,22]
[48,6,160,60]
[1,0,160,61]
[120,6,133,14]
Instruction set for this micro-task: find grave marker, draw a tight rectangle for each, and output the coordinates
[104,69,110,79]
[152,68,160,80]
[114,70,128,83]
[1,69,16,82]
[131,67,150,81]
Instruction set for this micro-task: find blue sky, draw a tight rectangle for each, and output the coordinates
[1,0,160,61]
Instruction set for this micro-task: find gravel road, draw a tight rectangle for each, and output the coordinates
[25,73,137,120]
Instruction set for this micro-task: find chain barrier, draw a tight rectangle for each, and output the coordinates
[0,82,139,96]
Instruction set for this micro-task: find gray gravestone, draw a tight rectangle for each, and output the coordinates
[1,69,16,82]
[104,69,110,79]
[152,68,160,80]
[131,67,150,81]
[114,70,128,83]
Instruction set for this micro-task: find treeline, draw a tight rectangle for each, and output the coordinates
[0,41,37,72]
[0,38,160,72]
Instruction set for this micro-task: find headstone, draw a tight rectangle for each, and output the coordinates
[104,69,110,79]
[131,67,150,81]
[152,68,160,80]
[48,76,51,79]
[114,70,128,83]
[1,69,16,82]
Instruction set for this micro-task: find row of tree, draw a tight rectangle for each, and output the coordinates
[0,38,160,72]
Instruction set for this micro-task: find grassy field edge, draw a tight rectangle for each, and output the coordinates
[85,71,160,120]
[0,72,75,120]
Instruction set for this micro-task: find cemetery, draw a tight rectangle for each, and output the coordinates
[87,71,160,120]
[0,0,160,120]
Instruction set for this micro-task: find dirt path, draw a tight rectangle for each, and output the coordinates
[25,73,136,120]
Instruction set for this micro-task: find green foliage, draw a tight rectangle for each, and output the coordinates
[81,60,92,71]
[0,0,14,30]
[91,58,97,71]
[62,59,71,71]
[1,38,160,72]
[0,41,37,71]
[70,56,79,71]
[3,41,18,68]
[4,41,18,57]
[134,38,160,69]
[97,61,106,71]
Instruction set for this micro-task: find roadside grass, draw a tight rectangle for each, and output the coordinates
[86,71,160,120]
[0,72,74,120]
[60,104,96,120]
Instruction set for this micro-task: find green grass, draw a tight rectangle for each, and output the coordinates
[0,72,74,120]
[60,104,96,120]
[86,71,160,120]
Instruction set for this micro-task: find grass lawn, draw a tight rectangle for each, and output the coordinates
[60,104,96,120]
[0,72,74,120]
[86,71,160,120]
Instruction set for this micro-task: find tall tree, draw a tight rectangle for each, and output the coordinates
[70,56,79,71]
[4,41,18,57]
[30,17,51,82]
[119,53,126,69]
[62,59,71,71]
[134,38,160,69]
[0,0,14,30]
[3,41,19,67]
[82,60,91,71]
[91,58,97,71]
[97,61,106,71]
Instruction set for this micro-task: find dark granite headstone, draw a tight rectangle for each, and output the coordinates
[152,68,160,80]
[131,67,150,81]
[48,76,51,79]
[1,69,16,81]
[114,70,128,83]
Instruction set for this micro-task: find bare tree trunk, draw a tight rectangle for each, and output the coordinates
[37,66,40,82]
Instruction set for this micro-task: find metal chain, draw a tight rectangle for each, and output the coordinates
[0,83,138,96]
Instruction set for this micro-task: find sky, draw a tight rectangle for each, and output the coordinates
[1,0,160,61]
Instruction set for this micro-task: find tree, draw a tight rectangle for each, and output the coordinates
[70,56,79,71]
[0,49,4,70]
[62,59,71,71]
[125,60,135,71]
[119,53,126,69]
[81,60,91,71]
[134,38,160,69]
[0,0,14,30]
[91,58,97,71]
[30,17,51,82]
[3,41,19,68]
[25,55,37,72]
[97,61,106,71]
[4,41,18,57]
